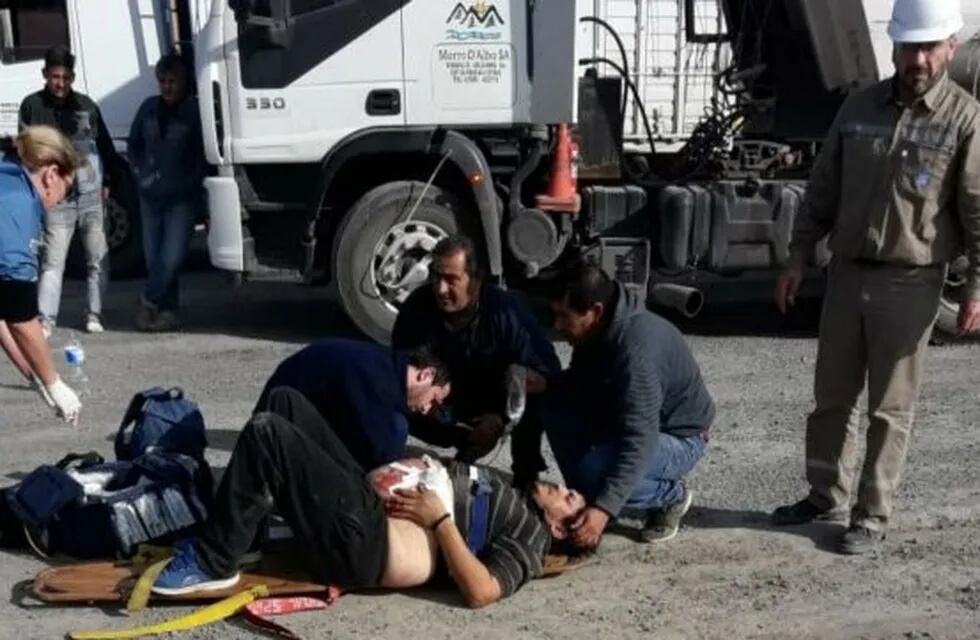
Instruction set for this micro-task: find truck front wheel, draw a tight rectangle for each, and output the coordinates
[933,256,968,342]
[331,181,475,343]
[104,185,144,277]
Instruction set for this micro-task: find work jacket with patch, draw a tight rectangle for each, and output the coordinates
[789,73,980,299]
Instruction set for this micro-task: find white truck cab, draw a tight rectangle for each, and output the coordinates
[0,0,212,274]
[3,1,978,342]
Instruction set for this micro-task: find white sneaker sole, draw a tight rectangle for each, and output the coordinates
[643,488,694,543]
[151,572,241,596]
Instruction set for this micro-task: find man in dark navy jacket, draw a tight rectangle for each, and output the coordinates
[255,338,451,470]
[392,235,561,485]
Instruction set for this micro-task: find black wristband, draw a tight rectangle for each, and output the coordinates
[430,513,452,531]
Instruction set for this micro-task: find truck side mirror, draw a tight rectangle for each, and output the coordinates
[231,0,290,49]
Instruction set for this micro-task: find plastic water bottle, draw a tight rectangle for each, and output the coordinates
[64,334,89,396]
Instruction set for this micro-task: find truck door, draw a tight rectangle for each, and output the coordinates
[0,0,73,138]
[224,0,408,165]
[72,0,170,140]
[401,0,529,126]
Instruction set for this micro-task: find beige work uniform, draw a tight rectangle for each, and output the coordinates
[789,73,980,530]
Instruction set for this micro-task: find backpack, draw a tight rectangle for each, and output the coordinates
[3,451,210,559]
[115,387,207,461]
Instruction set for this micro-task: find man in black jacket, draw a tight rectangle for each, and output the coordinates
[19,46,123,335]
[392,235,561,485]
[544,263,715,547]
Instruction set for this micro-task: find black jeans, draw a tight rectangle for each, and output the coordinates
[196,387,388,588]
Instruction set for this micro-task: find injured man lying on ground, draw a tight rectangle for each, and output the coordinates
[151,389,587,608]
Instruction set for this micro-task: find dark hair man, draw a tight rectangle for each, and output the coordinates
[19,46,123,335]
[543,263,715,548]
[255,338,452,470]
[392,234,561,486]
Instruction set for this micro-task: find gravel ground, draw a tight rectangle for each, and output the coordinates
[1,269,978,640]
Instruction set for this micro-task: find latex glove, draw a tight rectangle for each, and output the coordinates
[32,375,56,408]
[46,377,81,425]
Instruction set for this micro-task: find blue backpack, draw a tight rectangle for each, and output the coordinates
[4,451,211,558]
[1,386,214,558]
[115,387,207,461]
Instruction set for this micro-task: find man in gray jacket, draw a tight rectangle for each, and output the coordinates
[543,263,715,547]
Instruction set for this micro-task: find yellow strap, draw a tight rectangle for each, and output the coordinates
[130,545,174,572]
[126,556,173,612]
[69,585,270,640]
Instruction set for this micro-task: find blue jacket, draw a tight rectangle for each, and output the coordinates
[128,96,206,202]
[392,283,560,421]
[0,157,45,282]
[562,282,716,515]
[255,338,410,470]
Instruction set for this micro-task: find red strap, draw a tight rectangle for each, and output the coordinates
[242,588,342,639]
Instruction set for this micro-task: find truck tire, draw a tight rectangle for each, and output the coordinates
[331,181,475,343]
[66,178,144,279]
[932,256,968,343]
[104,182,144,278]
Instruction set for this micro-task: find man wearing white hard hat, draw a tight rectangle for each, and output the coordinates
[772,0,980,555]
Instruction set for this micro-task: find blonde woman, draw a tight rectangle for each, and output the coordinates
[0,125,84,423]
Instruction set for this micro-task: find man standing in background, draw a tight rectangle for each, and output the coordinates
[20,45,122,335]
[773,0,980,555]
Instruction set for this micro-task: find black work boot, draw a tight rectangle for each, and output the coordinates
[771,498,848,526]
[640,487,694,543]
[838,524,885,555]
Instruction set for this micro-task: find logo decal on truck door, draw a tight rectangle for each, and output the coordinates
[446,1,504,41]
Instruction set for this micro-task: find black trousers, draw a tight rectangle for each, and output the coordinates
[196,387,388,588]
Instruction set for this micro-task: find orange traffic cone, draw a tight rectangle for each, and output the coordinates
[535,123,582,213]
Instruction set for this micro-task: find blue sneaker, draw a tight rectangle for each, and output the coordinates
[152,541,241,596]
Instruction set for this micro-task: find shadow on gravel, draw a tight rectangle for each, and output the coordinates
[206,429,244,453]
[10,579,46,610]
[684,506,845,553]
[0,383,32,392]
[179,287,363,345]
[660,298,823,339]
[383,585,471,609]
[108,281,365,346]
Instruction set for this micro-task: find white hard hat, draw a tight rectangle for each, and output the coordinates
[888,0,964,43]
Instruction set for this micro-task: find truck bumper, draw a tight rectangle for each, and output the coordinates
[205,176,244,272]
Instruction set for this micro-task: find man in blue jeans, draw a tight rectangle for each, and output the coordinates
[544,263,715,547]
[128,52,206,331]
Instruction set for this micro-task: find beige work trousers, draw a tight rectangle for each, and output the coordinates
[805,258,944,530]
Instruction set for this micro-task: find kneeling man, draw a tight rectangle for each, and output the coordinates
[544,264,715,547]
[153,388,586,607]
[255,338,451,470]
